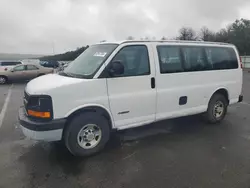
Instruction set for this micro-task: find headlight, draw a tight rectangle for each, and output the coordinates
[26,95,53,120]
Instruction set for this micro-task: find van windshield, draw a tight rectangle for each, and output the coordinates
[63,44,118,78]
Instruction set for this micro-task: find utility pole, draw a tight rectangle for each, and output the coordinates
[52,41,55,55]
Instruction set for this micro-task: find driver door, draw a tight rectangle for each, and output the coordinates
[106,44,157,129]
[8,65,28,81]
[26,65,39,80]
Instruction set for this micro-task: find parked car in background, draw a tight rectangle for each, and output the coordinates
[0,63,53,84]
[0,61,23,71]
[40,60,60,68]
[57,62,70,71]
[62,62,70,69]
[22,59,40,65]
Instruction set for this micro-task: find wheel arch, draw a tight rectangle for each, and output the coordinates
[209,88,229,104]
[64,104,115,131]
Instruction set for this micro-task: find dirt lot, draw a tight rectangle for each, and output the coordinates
[0,72,250,188]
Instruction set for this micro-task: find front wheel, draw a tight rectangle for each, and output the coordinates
[0,76,7,84]
[204,94,228,124]
[64,112,110,156]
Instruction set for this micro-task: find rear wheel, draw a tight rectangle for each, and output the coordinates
[0,76,7,84]
[204,94,228,124]
[64,112,110,156]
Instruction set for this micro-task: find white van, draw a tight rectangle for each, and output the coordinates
[19,40,243,156]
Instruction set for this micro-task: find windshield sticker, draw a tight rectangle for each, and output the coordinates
[94,52,107,57]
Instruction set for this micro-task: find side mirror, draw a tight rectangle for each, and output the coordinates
[108,60,124,77]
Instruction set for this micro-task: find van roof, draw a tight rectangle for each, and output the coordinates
[98,40,234,46]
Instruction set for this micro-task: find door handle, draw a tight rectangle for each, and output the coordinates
[151,77,155,89]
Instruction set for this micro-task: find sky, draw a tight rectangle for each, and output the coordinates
[0,0,250,54]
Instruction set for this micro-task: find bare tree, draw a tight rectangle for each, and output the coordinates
[199,26,215,41]
[176,27,197,40]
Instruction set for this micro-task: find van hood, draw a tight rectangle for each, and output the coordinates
[25,74,83,94]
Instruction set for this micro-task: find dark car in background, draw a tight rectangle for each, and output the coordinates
[40,60,59,68]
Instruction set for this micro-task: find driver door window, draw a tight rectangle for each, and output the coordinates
[13,65,26,71]
[111,45,150,77]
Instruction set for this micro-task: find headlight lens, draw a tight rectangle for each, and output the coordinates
[26,95,53,119]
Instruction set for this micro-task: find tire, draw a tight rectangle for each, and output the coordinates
[0,76,7,84]
[204,94,228,124]
[64,112,110,156]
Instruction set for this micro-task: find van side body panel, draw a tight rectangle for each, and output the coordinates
[43,42,242,131]
[151,43,242,121]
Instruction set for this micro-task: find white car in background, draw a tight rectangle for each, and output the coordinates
[0,61,23,71]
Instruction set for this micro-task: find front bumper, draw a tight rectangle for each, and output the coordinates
[18,107,66,141]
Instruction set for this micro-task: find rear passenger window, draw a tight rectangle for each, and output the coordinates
[157,46,183,73]
[27,65,39,70]
[182,47,210,71]
[205,47,238,69]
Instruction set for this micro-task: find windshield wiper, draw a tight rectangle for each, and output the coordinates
[59,71,89,79]
[59,71,75,78]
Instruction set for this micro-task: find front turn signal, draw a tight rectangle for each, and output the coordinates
[28,110,51,118]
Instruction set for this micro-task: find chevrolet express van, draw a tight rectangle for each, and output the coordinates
[19,40,243,156]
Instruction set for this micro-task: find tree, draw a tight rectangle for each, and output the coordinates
[214,27,231,43]
[40,46,89,61]
[227,19,250,55]
[199,26,215,41]
[176,27,197,40]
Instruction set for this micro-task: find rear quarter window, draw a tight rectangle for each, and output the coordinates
[205,47,238,69]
